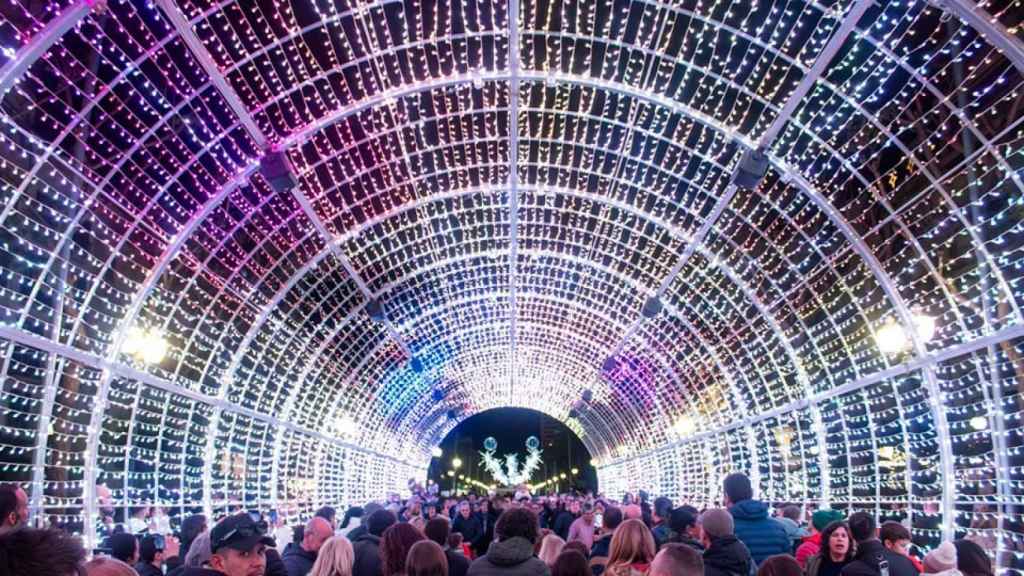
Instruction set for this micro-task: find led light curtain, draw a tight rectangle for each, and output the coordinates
[0,0,1021,570]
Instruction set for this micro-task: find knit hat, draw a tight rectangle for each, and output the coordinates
[812,509,844,531]
[699,509,734,539]
[925,542,958,573]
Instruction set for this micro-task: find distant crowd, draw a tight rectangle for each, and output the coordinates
[0,472,995,576]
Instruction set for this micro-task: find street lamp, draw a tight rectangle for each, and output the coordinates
[452,457,463,469]
[571,468,579,475]
[431,447,443,458]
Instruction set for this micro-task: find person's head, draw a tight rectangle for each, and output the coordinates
[480,499,490,513]
[139,534,167,566]
[563,541,590,558]
[381,522,425,576]
[495,507,540,544]
[180,514,208,553]
[108,533,139,565]
[539,534,566,566]
[209,512,274,576]
[781,505,801,523]
[368,510,398,537]
[309,536,354,576]
[651,543,704,576]
[811,510,844,535]
[316,506,338,529]
[698,509,733,547]
[83,557,137,576]
[953,539,993,576]
[608,519,656,567]
[622,504,642,521]
[880,522,912,557]
[924,542,958,574]
[0,527,86,576]
[669,506,699,539]
[423,518,451,548]
[723,473,753,506]
[756,555,802,576]
[0,484,28,532]
[304,517,334,553]
[459,501,471,518]
[601,506,623,534]
[847,512,877,544]
[653,497,673,524]
[405,540,447,576]
[821,521,854,563]
[569,500,581,515]
[581,503,594,525]
[448,532,463,550]
[552,550,593,576]
[129,505,151,520]
[184,531,213,568]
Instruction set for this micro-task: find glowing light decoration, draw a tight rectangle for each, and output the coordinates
[480,437,544,486]
[120,327,169,365]
[874,311,939,355]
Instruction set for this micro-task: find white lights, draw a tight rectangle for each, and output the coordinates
[334,415,357,437]
[874,311,938,355]
[120,326,169,364]
[969,416,989,431]
[431,447,443,458]
[452,457,462,469]
[673,415,697,437]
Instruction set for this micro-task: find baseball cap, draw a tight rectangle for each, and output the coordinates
[210,513,274,553]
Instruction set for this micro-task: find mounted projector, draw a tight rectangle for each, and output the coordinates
[446,409,458,420]
[431,388,446,402]
[731,147,769,190]
[601,357,619,373]
[259,149,298,193]
[581,389,593,403]
[568,408,579,419]
[365,298,386,321]
[409,357,424,373]
[641,296,663,319]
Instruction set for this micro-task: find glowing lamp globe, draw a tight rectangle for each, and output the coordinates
[525,436,540,450]
[484,437,498,451]
[875,318,909,354]
[431,447,443,458]
[969,416,988,431]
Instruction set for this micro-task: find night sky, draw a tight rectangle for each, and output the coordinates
[427,408,597,494]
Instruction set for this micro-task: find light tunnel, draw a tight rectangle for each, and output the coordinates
[0,0,1021,568]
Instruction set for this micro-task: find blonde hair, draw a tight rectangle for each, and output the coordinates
[84,557,138,576]
[608,519,656,568]
[310,536,355,576]
[539,534,566,566]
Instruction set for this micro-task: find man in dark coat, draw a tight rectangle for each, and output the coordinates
[700,509,754,576]
[841,512,919,576]
[353,510,398,576]
[590,506,623,576]
[282,517,332,576]
[453,501,485,552]
[468,507,549,576]
[723,473,791,566]
[425,517,471,576]
[552,500,578,541]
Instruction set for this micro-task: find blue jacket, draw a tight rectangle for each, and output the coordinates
[729,500,791,566]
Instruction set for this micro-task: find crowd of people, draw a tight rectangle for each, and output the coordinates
[0,473,996,576]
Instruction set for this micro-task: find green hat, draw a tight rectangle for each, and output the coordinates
[812,509,844,531]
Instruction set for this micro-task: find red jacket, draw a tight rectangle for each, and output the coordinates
[796,533,822,569]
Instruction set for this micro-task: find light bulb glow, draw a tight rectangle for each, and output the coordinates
[431,447,443,458]
[970,416,988,431]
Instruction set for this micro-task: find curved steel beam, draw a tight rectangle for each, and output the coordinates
[0,2,93,97]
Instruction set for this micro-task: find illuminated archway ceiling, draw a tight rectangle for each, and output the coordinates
[0,0,1022,471]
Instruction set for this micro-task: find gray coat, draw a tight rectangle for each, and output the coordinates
[353,533,385,576]
[467,537,550,576]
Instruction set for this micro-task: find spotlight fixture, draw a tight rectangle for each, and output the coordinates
[673,415,696,437]
[259,149,297,193]
[732,146,769,189]
[431,388,446,402]
[641,296,663,319]
[409,357,424,373]
[581,389,593,403]
[601,357,618,373]
[875,310,937,355]
[969,416,989,431]
[365,298,386,321]
[431,447,443,458]
[120,326,169,364]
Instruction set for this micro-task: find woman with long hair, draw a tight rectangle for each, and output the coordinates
[310,536,354,576]
[539,534,567,567]
[605,519,656,576]
[806,522,856,576]
[381,522,426,576]
[406,540,448,576]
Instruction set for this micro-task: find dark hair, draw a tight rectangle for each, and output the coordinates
[381,523,425,576]
[782,506,801,522]
[0,485,20,526]
[757,555,803,576]
[341,506,364,530]
[423,518,451,547]
[668,506,698,534]
[653,497,673,520]
[0,528,86,576]
[108,532,138,563]
[179,514,207,559]
[496,507,540,544]
[368,510,398,537]
[139,534,163,564]
[879,521,910,545]
[953,539,994,576]
[603,506,623,531]
[723,473,753,504]
[293,524,305,544]
[316,506,337,522]
[563,541,590,559]
[847,512,876,543]
[552,550,592,576]
[820,521,855,563]
[406,540,448,576]
[654,543,704,576]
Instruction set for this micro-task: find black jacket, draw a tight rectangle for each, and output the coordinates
[267,548,289,576]
[841,540,919,576]
[703,535,754,576]
[353,533,385,576]
[447,549,472,576]
[552,512,576,541]
[135,562,164,576]
[282,543,317,576]
[454,514,485,548]
[468,537,550,576]
[590,533,613,576]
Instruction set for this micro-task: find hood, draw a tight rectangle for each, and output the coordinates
[486,537,537,566]
[853,540,891,568]
[730,500,770,520]
[354,533,382,545]
[705,536,752,574]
